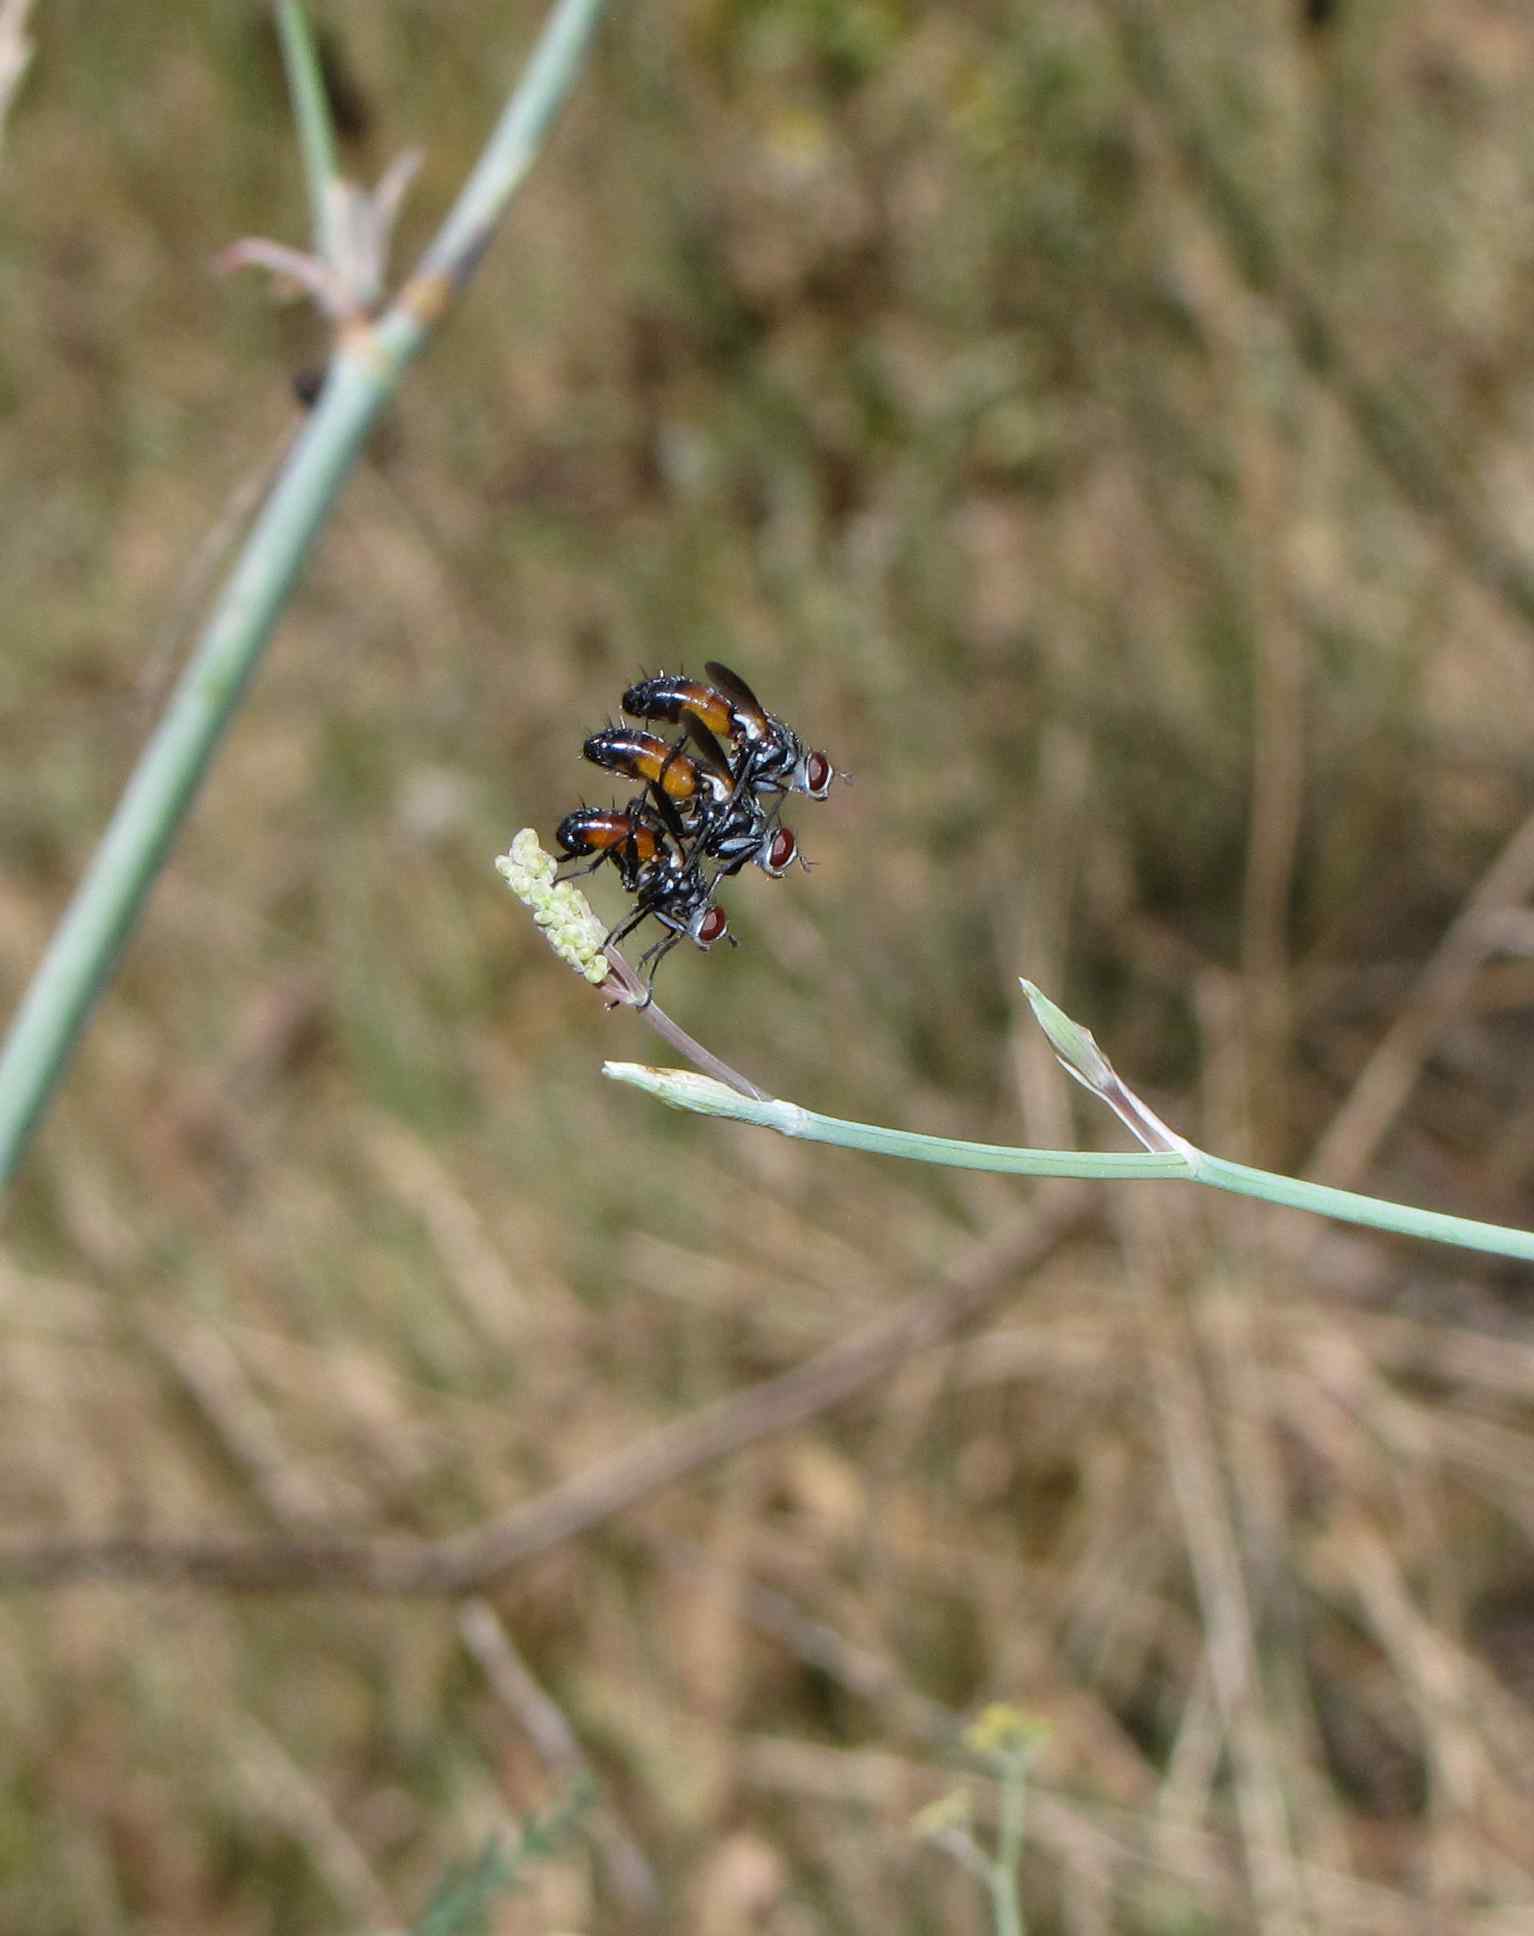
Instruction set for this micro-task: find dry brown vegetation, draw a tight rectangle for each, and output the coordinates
[5,1,1534,1930]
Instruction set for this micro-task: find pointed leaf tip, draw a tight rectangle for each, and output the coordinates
[1019,980,1114,1092]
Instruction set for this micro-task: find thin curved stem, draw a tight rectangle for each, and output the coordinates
[1193,1153,1534,1261]
[602,1065,1534,1262]
[273,1,340,263]
[0,0,611,1190]
[0,356,387,1186]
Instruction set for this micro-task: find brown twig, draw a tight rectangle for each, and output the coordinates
[1307,807,1534,1190]
[0,1195,1089,1594]
[460,1599,661,1918]
[603,944,765,1100]
[1126,1200,1308,1936]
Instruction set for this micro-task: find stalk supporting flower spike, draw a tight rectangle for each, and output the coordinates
[601,981,1534,1264]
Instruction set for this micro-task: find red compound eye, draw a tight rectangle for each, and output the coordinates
[804,751,832,799]
[766,828,797,876]
[697,908,729,949]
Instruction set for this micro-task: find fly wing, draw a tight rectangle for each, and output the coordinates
[683,713,737,781]
[703,660,770,735]
[642,781,690,851]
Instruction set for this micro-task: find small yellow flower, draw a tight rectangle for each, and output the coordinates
[963,1702,1045,1761]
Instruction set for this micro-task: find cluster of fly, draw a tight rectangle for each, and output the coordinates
[554,662,837,1002]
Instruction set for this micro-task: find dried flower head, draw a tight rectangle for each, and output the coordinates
[218,150,422,324]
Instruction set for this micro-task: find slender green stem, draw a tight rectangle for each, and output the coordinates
[1194,1152,1534,1260]
[273,0,340,264]
[0,358,385,1185]
[603,1067,1188,1180]
[406,0,607,295]
[0,0,611,1190]
[602,1066,1534,1262]
[987,1870,1023,1936]
[989,1760,1027,1936]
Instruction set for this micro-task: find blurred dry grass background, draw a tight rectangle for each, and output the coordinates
[4,0,1534,1929]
